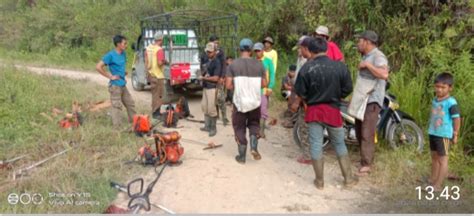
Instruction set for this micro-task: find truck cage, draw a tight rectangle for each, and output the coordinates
[140,10,238,64]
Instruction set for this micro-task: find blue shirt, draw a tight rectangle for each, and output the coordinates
[428,96,460,138]
[102,49,127,87]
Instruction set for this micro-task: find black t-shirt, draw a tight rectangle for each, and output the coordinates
[203,57,222,89]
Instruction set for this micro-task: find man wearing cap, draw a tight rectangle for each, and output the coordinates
[200,42,222,137]
[314,25,344,62]
[353,30,389,176]
[293,37,357,189]
[96,35,136,128]
[145,33,168,119]
[226,38,267,164]
[253,42,275,139]
[201,36,229,125]
[263,36,278,72]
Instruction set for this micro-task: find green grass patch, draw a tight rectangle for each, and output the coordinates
[0,66,148,213]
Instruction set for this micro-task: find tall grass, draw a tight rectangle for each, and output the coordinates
[0,66,148,213]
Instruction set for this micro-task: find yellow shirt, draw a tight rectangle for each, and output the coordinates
[263,49,278,72]
[146,44,164,79]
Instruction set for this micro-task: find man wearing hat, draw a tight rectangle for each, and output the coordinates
[314,25,344,62]
[353,30,389,176]
[226,38,267,164]
[200,42,222,137]
[253,42,275,139]
[263,36,278,72]
[200,36,229,125]
[145,33,168,119]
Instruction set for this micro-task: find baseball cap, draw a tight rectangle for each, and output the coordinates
[253,42,264,51]
[205,42,216,52]
[263,36,274,44]
[239,38,253,50]
[356,30,378,44]
[154,33,164,41]
[315,25,329,36]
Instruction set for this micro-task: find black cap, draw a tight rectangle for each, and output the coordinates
[209,35,219,42]
[357,30,378,45]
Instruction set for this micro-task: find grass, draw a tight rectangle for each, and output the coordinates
[0,66,150,213]
[367,144,474,213]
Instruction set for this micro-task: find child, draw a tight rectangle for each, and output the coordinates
[281,65,296,100]
[428,72,461,191]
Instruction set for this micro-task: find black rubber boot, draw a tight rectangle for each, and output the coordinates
[337,155,359,188]
[312,159,324,190]
[235,144,247,164]
[209,116,217,137]
[200,115,210,132]
[250,135,261,160]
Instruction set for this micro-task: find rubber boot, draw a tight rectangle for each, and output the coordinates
[221,105,229,126]
[259,118,266,139]
[200,115,210,132]
[235,144,247,164]
[311,159,324,190]
[208,116,217,137]
[337,155,359,187]
[250,135,261,160]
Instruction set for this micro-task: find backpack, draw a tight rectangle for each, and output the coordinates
[161,104,179,128]
[133,115,151,136]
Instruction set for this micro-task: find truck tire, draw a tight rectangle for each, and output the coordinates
[132,70,145,91]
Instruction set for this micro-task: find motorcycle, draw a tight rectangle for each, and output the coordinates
[293,90,424,153]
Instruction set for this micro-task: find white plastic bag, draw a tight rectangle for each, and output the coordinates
[348,76,377,121]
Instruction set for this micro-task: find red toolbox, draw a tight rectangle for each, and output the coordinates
[170,63,191,86]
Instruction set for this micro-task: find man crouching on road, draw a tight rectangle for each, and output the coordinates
[293,37,358,189]
[96,35,136,128]
[226,38,267,164]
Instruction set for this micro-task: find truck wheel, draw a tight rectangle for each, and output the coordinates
[132,71,145,91]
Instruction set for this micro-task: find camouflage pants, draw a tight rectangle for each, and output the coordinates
[217,84,228,121]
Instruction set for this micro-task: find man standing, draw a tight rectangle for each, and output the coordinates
[145,33,168,119]
[263,36,278,72]
[314,25,344,62]
[96,35,136,128]
[293,37,357,189]
[200,42,222,137]
[253,42,275,139]
[353,30,389,176]
[211,36,230,126]
[226,38,266,164]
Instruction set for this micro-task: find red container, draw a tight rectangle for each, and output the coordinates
[170,63,191,86]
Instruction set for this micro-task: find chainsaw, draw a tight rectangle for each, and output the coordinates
[137,131,184,166]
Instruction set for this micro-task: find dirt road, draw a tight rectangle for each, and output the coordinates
[21,65,383,213]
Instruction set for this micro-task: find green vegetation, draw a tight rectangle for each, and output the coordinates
[0,0,472,213]
[0,66,148,213]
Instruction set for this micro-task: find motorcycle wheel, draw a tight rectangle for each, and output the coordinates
[386,119,424,153]
[292,117,330,153]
